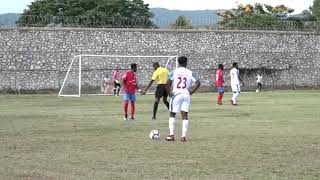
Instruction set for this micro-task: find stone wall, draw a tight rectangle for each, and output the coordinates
[0,27,320,93]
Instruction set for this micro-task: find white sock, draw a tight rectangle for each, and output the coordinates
[169,117,175,135]
[182,120,189,137]
[232,93,237,104]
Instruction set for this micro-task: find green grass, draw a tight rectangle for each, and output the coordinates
[0,90,320,180]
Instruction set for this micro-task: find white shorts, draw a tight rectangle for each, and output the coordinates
[169,93,190,113]
[231,83,241,93]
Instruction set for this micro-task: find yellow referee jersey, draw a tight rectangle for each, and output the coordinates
[151,67,169,85]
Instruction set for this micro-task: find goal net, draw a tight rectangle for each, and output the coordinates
[58,55,178,97]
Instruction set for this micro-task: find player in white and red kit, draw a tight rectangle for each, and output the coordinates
[122,63,139,120]
[166,56,200,142]
[215,64,224,105]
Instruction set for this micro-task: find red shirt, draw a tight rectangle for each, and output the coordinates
[122,70,137,94]
[215,69,223,87]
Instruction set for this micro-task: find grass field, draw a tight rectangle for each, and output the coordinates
[1,90,320,180]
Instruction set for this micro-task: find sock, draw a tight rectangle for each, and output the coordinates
[113,88,116,96]
[169,117,175,136]
[217,93,223,104]
[153,102,159,118]
[130,102,135,118]
[163,100,169,109]
[232,92,239,104]
[124,100,129,117]
[182,120,189,137]
[219,93,224,103]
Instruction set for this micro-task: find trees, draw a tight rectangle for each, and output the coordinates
[17,0,155,28]
[169,16,193,29]
[311,0,320,21]
[217,3,296,30]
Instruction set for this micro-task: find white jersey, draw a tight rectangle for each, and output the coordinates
[169,67,198,95]
[230,68,240,85]
[256,75,262,83]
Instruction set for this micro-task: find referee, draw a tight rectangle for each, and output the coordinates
[141,62,169,120]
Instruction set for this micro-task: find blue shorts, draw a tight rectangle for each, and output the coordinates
[216,87,224,93]
[123,93,136,102]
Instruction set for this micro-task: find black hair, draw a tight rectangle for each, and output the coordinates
[232,62,238,68]
[218,64,224,69]
[131,63,137,71]
[178,56,188,66]
[153,62,160,68]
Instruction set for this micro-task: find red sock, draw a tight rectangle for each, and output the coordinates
[124,100,129,116]
[218,93,223,104]
[130,102,135,118]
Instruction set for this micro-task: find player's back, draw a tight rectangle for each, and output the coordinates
[169,67,197,95]
[216,69,223,87]
[123,70,137,94]
[230,68,239,85]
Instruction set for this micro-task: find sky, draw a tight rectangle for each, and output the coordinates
[0,0,314,14]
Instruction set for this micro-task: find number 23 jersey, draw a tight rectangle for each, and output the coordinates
[169,67,198,95]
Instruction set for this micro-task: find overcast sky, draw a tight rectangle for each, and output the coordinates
[0,0,314,14]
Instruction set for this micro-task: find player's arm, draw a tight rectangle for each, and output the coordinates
[142,80,154,95]
[165,79,173,97]
[142,70,157,95]
[189,80,200,95]
[189,72,201,95]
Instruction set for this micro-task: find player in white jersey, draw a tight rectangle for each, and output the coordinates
[256,74,262,92]
[230,62,243,105]
[165,56,201,142]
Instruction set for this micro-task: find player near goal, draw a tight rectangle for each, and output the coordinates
[122,63,139,120]
[165,56,201,142]
[141,62,170,120]
[215,64,224,105]
[256,74,262,92]
[113,66,121,96]
[230,62,243,105]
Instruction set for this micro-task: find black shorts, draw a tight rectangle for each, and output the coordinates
[155,84,168,98]
[114,81,121,88]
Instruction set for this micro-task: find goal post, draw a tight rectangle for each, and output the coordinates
[58,54,178,97]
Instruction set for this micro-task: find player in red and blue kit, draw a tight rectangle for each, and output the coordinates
[215,64,224,105]
[122,63,139,120]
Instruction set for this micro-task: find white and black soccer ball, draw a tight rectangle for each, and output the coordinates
[149,129,160,140]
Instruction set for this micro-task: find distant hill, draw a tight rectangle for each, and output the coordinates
[0,13,20,27]
[0,8,223,28]
[150,8,223,28]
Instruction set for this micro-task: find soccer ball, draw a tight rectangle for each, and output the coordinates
[149,129,160,140]
[256,89,259,92]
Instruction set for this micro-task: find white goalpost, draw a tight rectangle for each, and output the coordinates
[58,54,178,97]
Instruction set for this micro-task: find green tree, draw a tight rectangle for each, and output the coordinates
[312,0,320,21]
[169,16,193,29]
[17,0,155,28]
[217,3,296,30]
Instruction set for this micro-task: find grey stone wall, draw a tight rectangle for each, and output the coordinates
[0,27,320,93]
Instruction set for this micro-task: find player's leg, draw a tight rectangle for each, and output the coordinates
[129,94,136,120]
[113,81,117,96]
[162,86,170,109]
[258,83,262,92]
[153,85,162,120]
[180,94,190,142]
[166,94,182,141]
[123,93,129,120]
[217,87,224,105]
[153,97,160,120]
[231,84,240,105]
[116,83,121,96]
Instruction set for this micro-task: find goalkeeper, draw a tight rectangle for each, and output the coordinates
[113,66,121,96]
[142,62,169,120]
